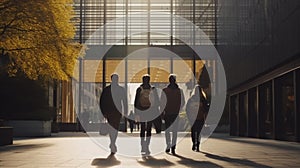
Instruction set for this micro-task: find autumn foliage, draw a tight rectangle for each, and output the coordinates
[0,0,82,80]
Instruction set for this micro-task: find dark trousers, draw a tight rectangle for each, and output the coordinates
[128,120,135,133]
[164,114,179,149]
[140,121,152,147]
[153,116,162,133]
[191,120,204,146]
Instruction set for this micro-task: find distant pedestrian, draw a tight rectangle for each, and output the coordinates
[186,85,209,152]
[135,113,140,131]
[100,73,128,154]
[81,109,90,133]
[134,74,160,155]
[128,110,135,133]
[153,109,162,134]
[160,74,185,155]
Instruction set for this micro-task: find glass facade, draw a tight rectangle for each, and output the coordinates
[247,87,258,138]
[57,0,217,126]
[73,0,217,45]
[238,92,247,137]
[259,82,273,138]
[221,0,300,141]
[229,68,300,141]
[55,1,300,141]
[274,72,296,140]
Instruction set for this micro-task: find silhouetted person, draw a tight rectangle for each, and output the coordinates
[160,74,185,155]
[134,74,160,155]
[153,98,162,134]
[100,73,128,154]
[135,113,140,131]
[81,109,90,133]
[186,85,209,152]
[128,110,135,133]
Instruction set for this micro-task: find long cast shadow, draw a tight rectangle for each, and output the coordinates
[137,155,175,167]
[210,134,300,152]
[202,151,272,168]
[172,153,222,168]
[91,154,121,167]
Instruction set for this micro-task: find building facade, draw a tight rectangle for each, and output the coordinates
[55,0,219,130]
[54,0,300,142]
[218,0,300,141]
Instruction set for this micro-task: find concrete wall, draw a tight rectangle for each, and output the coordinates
[5,120,51,137]
[0,127,13,146]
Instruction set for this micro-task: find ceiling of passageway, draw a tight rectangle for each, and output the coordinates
[81,59,205,83]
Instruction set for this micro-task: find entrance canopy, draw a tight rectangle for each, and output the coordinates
[81,45,205,83]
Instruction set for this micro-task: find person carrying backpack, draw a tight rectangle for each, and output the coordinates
[134,74,160,155]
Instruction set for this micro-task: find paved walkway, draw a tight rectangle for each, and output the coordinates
[0,132,299,168]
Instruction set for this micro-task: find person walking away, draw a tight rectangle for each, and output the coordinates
[160,74,185,155]
[186,85,209,152]
[128,110,135,133]
[134,74,160,155]
[135,112,140,131]
[100,73,128,154]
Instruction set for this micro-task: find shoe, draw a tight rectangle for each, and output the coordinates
[110,144,117,154]
[192,144,196,151]
[171,148,176,155]
[196,144,200,152]
[145,150,151,155]
[165,148,170,153]
[145,146,151,155]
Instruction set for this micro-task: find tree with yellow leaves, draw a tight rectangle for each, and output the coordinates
[0,0,82,80]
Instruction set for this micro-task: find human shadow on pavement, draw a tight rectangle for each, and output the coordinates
[91,154,121,167]
[217,136,300,152]
[0,143,53,152]
[171,153,222,168]
[137,155,175,167]
[202,151,272,168]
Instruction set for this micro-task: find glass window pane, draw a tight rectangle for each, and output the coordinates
[259,81,273,138]
[105,60,126,83]
[173,60,194,83]
[248,87,258,137]
[279,72,295,137]
[150,60,170,83]
[128,60,148,83]
[84,60,103,83]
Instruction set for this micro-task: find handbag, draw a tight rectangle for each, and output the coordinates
[99,119,109,135]
[201,124,211,137]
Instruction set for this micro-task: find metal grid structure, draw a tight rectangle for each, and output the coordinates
[60,0,218,123]
[73,0,217,45]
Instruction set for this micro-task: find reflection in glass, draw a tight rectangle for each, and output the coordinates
[280,73,295,137]
[259,81,273,138]
[230,95,238,136]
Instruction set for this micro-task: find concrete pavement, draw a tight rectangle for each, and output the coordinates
[0,132,299,167]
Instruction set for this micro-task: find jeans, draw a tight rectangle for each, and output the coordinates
[140,121,152,152]
[164,114,179,149]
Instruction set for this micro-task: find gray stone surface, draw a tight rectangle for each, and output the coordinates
[0,132,299,167]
